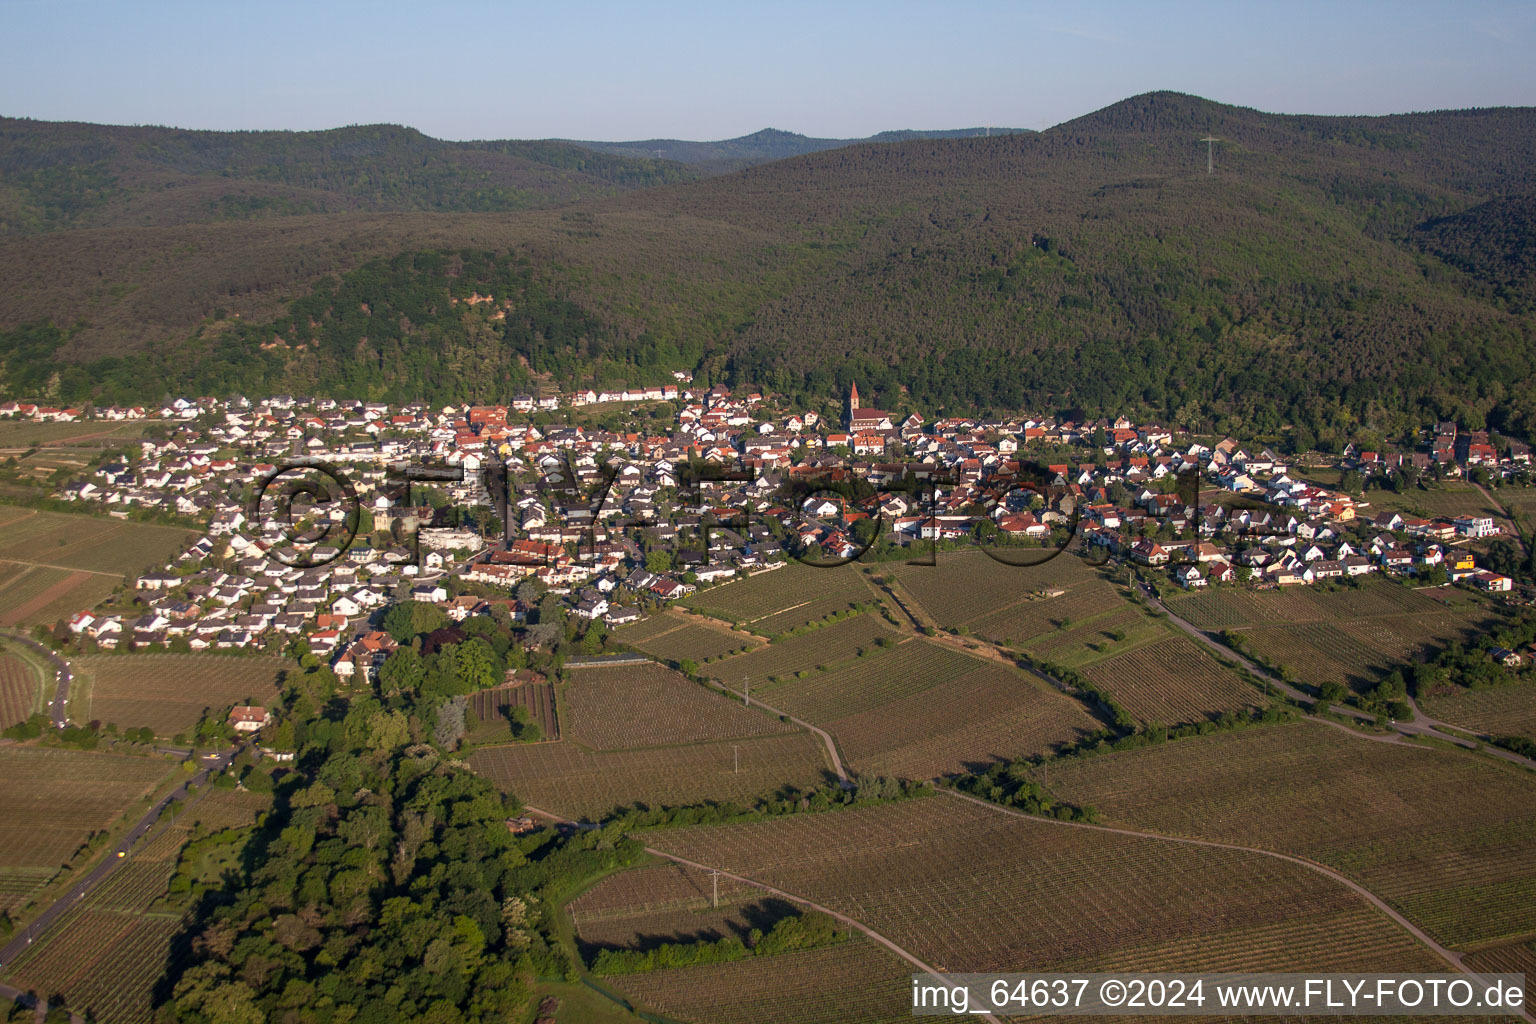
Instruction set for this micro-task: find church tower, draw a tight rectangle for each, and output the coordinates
[849,381,860,412]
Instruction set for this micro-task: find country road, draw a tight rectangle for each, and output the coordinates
[0,743,242,971]
[1142,585,1536,771]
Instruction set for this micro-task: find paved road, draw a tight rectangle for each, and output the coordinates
[3,632,72,729]
[0,744,241,971]
[941,788,1536,1024]
[522,805,1003,1024]
[1142,585,1536,770]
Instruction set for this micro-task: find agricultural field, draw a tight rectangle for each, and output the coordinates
[571,860,788,953]
[613,610,759,663]
[707,613,897,690]
[1019,602,1167,668]
[0,647,45,728]
[464,678,560,745]
[1082,634,1265,726]
[0,746,175,915]
[1371,483,1507,524]
[641,796,1446,980]
[755,637,977,722]
[968,580,1133,650]
[72,653,286,736]
[1048,721,1536,948]
[467,732,831,821]
[608,938,914,1024]
[1237,613,1483,693]
[1463,939,1536,1014]
[827,662,1104,779]
[882,549,1113,630]
[0,564,119,628]
[0,507,196,577]
[1419,681,1536,742]
[1166,577,1476,631]
[564,662,795,748]
[683,563,876,633]
[0,418,158,448]
[1,804,204,1024]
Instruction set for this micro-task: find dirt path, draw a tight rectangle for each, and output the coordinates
[0,570,94,627]
[940,789,1536,1024]
[710,678,850,785]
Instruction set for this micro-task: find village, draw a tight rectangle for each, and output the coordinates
[3,384,1528,684]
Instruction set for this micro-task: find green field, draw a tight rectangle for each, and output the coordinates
[1048,721,1536,948]
[564,662,796,749]
[883,550,1114,630]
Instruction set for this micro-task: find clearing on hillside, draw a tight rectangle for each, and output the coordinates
[73,653,286,736]
[1048,720,1536,949]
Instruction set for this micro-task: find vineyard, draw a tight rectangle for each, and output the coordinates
[1082,634,1264,726]
[1,814,201,1024]
[1463,939,1536,1012]
[684,563,875,630]
[1018,603,1165,668]
[968,582,1131,649]
[756,638,977,722]
[609,939,914,1024]
[73,652,286,735]
[883,550,1111,629]
[571,861,777,953]
[1236,611,1482,693]
[828,663,1103,779]
[0,648,43,728]
[0,747,174,897]
[1419,681,1536,742]
[614,612,760,663]
[465,678,559,744]
[467,731,831,820]
[0,509,195,578]
[564,662,793,749]
[1047,721,1536,948]
[0,564,117,628]
[640,797,1444,976]
[1167,578,1465,631]
[708,614,896,689]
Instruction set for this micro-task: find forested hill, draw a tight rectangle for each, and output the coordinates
[0,118,696,233]
[562,126,1031,174]
[4,92,1536,445]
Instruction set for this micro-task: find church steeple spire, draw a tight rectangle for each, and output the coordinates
[849,381,860,412]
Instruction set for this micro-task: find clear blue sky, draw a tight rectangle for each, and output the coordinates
[4,0,1535,140]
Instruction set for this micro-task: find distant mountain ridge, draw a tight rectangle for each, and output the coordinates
[4,91,1536,444]
[560,126,1031,173]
